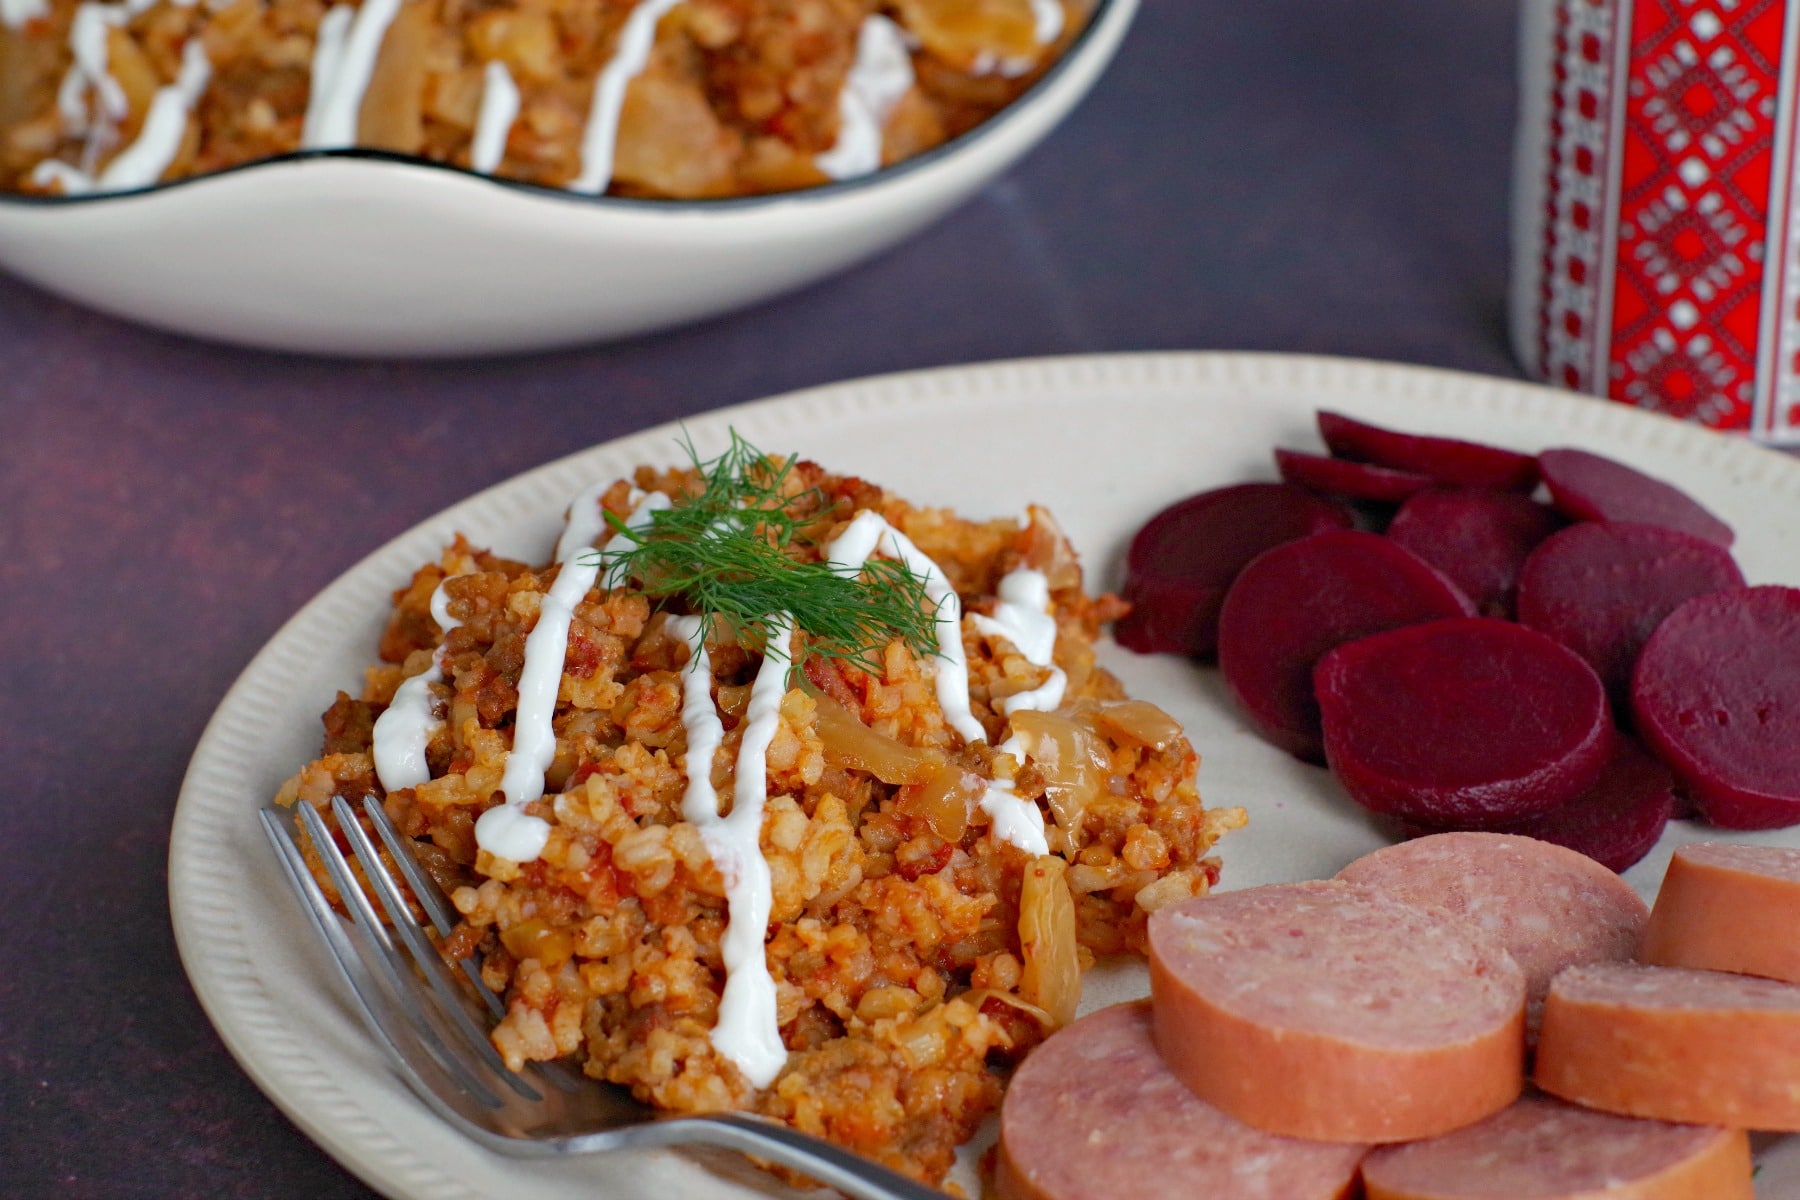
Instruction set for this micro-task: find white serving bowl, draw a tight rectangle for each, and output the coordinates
[0,0,1135,358]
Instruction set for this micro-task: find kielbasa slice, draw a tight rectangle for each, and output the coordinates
[1148,880,1525,1143]
[1536,962,1800,1130]
[1360,1092,1752,1200]
[1335,832,1646,1039]
[995,1002,1367,1200]
[1641,843,1800,985]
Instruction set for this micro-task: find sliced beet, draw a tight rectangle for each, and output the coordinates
[1632,586,1800,830]
[1316,618,1615,826]
[1538,448,1734,547]
[1516,521,1745,710]
[1385,488,1566,619]
[1318,410,1540,490]
[1114,484,1354,659]
[1392,738,1675,873]
[1216,531,1475,761]
[1275,448,1435,503]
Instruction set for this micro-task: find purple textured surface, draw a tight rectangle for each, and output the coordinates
[0,1,1521,1196]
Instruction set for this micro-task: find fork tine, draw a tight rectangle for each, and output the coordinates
[358,797,506,1019]
[261,809,504,1112]
[294,801,510,1108]
[329,796,545,1103]
[357,798,585,1096]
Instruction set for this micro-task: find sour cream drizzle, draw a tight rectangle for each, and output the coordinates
[32,35,210,193]
[825,514,1052,855]
[569,0,683,194]
[978,753,1050,857]
[972,568,1065,715]
[55,65,91,134]
[301,0,401,149]
[825,510,985,744]
[970,567,1063,857]
[816,13,914,182]
[470,60,520,176]
[41,0,162,175]
[672,613,792,1088]
[445,487,1061,1072]
[96,38,210,186]
[474,488,670,863]
[372,574,465,793]
[69,1,134,129]
[0,0,48,29]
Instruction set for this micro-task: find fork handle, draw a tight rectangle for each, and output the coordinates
[629,1112,954,1200]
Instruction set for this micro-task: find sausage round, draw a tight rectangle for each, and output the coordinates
[995,1001,1367,1200]
[1641,842,1800,984]
[1360,1092,1752,1200]
[1536,962,1800,1130]
[1335,832,1647,1039]
[1148,880,1525,1143]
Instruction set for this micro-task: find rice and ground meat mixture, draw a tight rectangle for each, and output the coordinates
[274,450,1241,1184]
[1,0,1091,197]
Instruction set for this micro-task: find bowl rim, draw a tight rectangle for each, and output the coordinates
[0,0,1124,214]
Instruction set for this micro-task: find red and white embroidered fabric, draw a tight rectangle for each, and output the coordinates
[1517,0,1800,440]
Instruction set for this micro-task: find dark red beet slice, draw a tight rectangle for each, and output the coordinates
[1275,448,1435,503]
[1391,738,1675,873]
[1114,484,1354,659]
[1316,618,1615,825]
[1632,586,1800,829]
[1386,488,1566,619]
[1538,448,1734,547]
[1216,531,1475,762]
[1516,521,1745,711]
[1318,410,1540,490]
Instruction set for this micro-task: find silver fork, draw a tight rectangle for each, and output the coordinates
[260,795,950,1200]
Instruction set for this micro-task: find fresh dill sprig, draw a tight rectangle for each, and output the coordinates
[594,430,941,676]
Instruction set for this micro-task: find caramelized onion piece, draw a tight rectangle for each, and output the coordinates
[903,762,984,842]
[0,30,32,132]
[499,919,574,969]
[357,0,432,153]
[812,691,940,785]
[1022,504,1082,592]
[1094,700,1185,752]
[104,28,161,127]
[411,839,470,898]
[613,63,740,199]
[466,9,560,82]
[962,988,1056,1031]
[894,0,1039,74]
[1018,855,1080,1028]
[1010,710,1107,832]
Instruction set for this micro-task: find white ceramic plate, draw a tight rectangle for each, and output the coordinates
[0,0,1133,359]
[169,352,1800,1198]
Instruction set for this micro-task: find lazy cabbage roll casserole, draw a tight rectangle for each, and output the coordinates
[272,439,1240,1184]
[0,0,1091,197]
